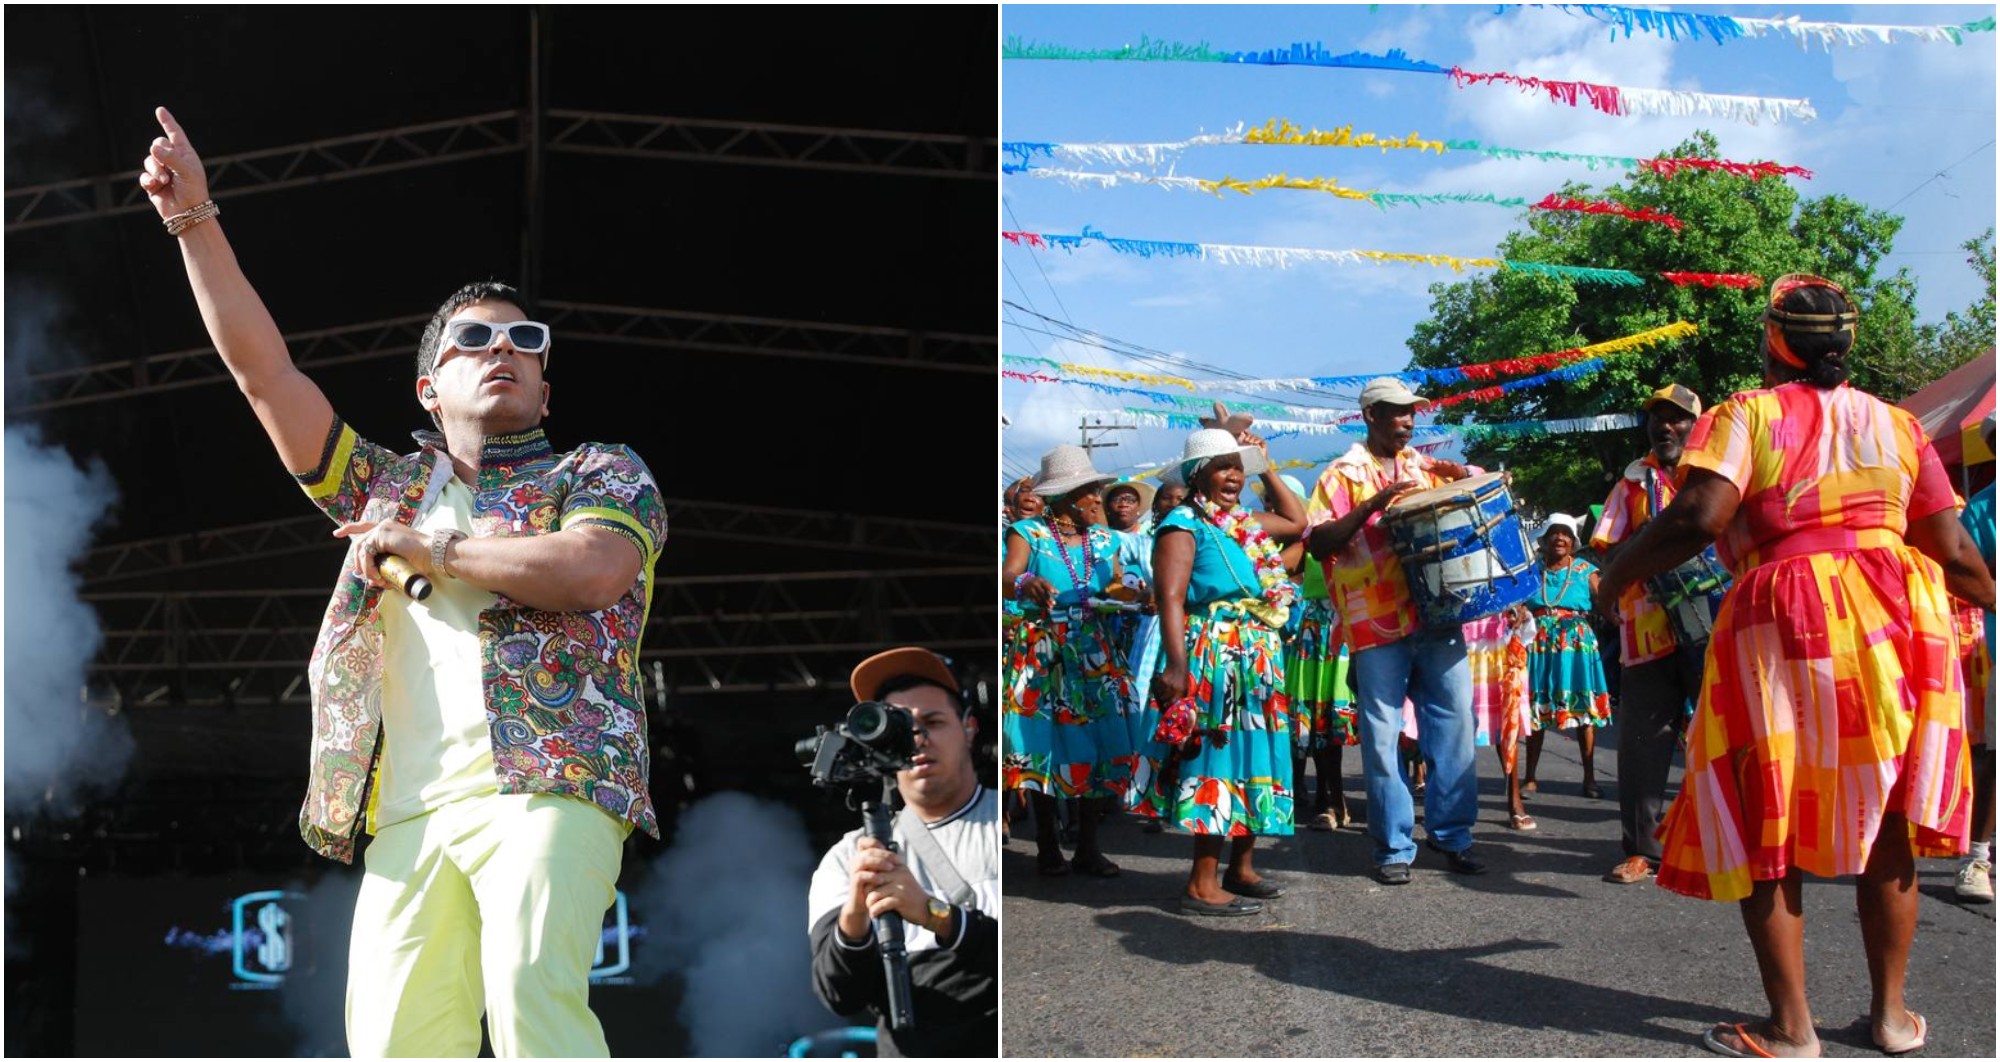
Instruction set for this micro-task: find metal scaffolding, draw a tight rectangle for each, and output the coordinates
[81,503,993,586]
[84,564,991,706]
[10,301,991,413]
[6,108,994,232]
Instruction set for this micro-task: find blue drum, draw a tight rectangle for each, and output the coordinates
[1646,548,1731,647]
[1381,471,1541,629]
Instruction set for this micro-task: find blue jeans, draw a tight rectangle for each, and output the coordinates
[1351,626,1476,866]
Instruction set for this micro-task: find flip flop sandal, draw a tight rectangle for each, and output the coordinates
[1581,782,1603,799]
[1508,813,1539,831]
[1071,854,1121,878]
[1037,851,1071,876]
[1872,1011,1927,1055]
[1701,1023,1777,1059]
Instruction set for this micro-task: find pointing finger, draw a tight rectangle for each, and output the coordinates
[156,106,187,146]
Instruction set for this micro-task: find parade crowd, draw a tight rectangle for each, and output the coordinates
[1001,275,1996,1059]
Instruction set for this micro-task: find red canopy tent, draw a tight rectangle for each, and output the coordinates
[1898,348,1995,474]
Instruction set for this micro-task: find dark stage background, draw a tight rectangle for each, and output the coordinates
[4,7,997,1056]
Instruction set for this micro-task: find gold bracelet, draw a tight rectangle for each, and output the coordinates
[164,200,220,236]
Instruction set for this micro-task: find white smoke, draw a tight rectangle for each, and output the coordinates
[3,424,129,816]
[630,792,831,1056]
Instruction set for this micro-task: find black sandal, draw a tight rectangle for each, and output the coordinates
[1071,853,1121,878]
[1037,850,1070,876]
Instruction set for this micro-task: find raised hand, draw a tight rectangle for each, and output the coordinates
[138,106,210,218]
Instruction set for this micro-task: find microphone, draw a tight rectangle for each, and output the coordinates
[378,554,433,601]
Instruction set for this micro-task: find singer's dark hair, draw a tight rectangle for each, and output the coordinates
[416,280,535,383]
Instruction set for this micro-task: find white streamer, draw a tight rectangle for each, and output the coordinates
[1734,15,1972,50]
[1615,86,1817,125]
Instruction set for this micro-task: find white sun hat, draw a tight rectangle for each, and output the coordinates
[1031,444,1117,498]
[1538,512,1581,542]
[1162,428,1269,487]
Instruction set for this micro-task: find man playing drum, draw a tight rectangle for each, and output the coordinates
[1306,378,1485,884]
[1592,383,1710,886]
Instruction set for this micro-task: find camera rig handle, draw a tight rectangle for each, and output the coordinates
[862,774,917,1032]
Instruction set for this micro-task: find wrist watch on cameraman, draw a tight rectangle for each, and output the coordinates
[924,897,953,935]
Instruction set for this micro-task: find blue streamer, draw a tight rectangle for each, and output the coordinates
[1003,142,1059,166]
[1539,5,1745,45]
[1218,44,1449,74]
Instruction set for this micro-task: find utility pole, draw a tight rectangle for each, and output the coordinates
[1078,415,1133,453]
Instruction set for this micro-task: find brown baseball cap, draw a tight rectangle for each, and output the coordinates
[1641,383,1702,418]
[849,647,960,704]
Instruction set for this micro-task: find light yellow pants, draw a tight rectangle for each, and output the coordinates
[344,792,626,1058]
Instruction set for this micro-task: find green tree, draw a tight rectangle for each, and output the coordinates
[1406,131,1923,517]
[1888,227,1998,399]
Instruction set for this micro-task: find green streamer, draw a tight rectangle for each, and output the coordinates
[1964,17,1995,32]
[1501,261,1646,286]
[1370,191,1530,209]
[1446,140,1640,171]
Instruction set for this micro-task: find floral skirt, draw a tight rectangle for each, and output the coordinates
[1133,606,1294,837]
[1656,545,1971,902]
[1528,611,1612,731]
[1284,597,1356,751]
[1002,612,1138,800]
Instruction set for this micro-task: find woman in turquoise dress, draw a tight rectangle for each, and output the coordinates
[1522,514,1612,798]
[1140,429,1307,916]
[1002,445,1137,877]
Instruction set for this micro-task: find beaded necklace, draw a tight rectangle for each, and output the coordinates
[1041,514,1095,592]
[1544,556,1583,607]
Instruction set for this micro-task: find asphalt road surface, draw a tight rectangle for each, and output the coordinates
[1001,721,1996,1057]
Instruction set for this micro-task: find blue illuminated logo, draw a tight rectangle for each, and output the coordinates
[230,890,302,987]
[590,891,632,982]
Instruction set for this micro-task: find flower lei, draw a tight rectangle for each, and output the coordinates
[1190,493,1298,612]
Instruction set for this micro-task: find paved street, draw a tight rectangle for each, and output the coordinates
[1001,724,1995,1057]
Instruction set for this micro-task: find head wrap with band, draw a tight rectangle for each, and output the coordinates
[1761,273,1858,370]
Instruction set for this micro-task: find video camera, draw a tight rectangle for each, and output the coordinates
[795,701,917,791]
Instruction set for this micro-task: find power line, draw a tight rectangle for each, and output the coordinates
[1882,139,1995,214]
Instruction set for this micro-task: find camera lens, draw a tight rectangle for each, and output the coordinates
[795,736,821,765]
[847,701,916,761]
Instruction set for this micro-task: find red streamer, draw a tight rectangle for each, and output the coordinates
[1641,157,1813,181]
[1001,231,1046,248]
[1002,370,1063,383]
[1448,66,1624,116]
[1659,272,1764,288]
[1530,194,1683,231]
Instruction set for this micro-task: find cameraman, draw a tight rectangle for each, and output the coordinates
[806,648,999,1057]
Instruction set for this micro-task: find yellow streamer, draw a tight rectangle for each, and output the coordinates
[1196,173,1375,200]
[1242,119,1448,154]
[1056,361,1197,391]
[1574,321,1699,358]
[1356,250,1506,272]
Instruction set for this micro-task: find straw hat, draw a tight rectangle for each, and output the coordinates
[1032,445,1117,498]
[1162,429,1269,487]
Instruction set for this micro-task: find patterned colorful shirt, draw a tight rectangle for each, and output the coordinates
[1679,382,1954,573]
[1591,454,1679,666]
[293,420,668,862]
[1305,443,1447,652]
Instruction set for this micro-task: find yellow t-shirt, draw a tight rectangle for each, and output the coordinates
[369,476,500,831]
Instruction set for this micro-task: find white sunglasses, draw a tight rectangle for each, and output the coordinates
[440,319,552,367]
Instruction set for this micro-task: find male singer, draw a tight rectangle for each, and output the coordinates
[143,106,666,1056]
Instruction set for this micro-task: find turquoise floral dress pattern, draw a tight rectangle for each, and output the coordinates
[1527,558,1611,731]
[1001,519,1138,800]
[1133,507,1294,836]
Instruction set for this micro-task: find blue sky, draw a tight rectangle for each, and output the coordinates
[999,3,1997,489]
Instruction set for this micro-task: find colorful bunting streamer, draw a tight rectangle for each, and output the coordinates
[1014,165,1683,227]
[1003,37,1817,123]
[1002,120,1812,179]
[1099,407,1642,440]
[1004,227,1761,288]
[1544,5,1995,49]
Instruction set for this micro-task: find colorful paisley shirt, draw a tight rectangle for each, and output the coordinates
[292,419,668,862]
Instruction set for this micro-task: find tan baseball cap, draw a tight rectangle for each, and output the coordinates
[1642,383,1702,418]
[849,647,959,704]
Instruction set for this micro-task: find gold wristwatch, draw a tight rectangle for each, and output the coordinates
[925,897,953,934]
